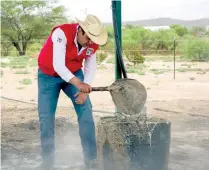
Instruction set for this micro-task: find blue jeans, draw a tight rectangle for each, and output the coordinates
[37,68,97,166]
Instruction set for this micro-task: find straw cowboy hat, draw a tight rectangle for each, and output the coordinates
[75,14,108,45]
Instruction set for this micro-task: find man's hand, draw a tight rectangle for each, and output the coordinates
[77,82,92,93]
[70,77,92,93]
[74,92,88,104]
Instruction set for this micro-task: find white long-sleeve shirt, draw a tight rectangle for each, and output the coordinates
[51,27,96,85]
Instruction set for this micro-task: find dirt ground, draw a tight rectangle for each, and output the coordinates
[1,60,209,170]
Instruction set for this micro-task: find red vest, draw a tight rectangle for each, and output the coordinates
[38,23,99,76]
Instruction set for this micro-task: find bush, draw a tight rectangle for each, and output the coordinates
[153,29,178,54]
[9,56,30,68]
[179,36,209,61]
[123,41,139,51]
[27,42,42,56]
[170,24,188,37]
[124,51,145,67]
[99,40,114,54]
[96,52,108,64]
[20,78,32,85]
[1,41,13,56]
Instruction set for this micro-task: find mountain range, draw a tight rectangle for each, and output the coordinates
[106,18,209,28]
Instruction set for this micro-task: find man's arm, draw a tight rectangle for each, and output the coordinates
[51,28,91,92]
[73,53,96,104]
[83,53,97,85]
[52,28,75,82]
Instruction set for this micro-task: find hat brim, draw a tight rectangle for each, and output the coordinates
[75,18,108,46]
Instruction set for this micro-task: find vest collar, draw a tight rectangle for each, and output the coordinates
[74,25,87,55]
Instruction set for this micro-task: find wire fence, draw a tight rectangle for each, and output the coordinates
[1,39,209,77]
[1,39,209,110]
[1,39,209,54]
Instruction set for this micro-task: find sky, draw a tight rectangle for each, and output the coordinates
[58,0,209,22]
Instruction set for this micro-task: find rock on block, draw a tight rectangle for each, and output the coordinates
[96,116,171,170]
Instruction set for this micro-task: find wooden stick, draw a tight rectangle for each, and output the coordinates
[92,87,109,91]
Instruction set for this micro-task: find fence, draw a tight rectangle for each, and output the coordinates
[1,38,209,55]
[1,39,209,80]
[1,39,209,111]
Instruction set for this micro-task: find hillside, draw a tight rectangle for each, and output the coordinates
[105,18,209,28]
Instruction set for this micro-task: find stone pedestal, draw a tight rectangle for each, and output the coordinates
[96,116,171,170]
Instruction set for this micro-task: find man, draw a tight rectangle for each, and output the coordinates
[37,14,108,169]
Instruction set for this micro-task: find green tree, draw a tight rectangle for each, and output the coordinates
[151,29,178,54]
[170,24,188,37]
[1,41,13,56]
[122,26,151,54]
[190,26,205,37]
[125,24,135,29]
[96,52,108,64]
[123,26,149,43]
[1,0,68,56]
[178,36,209,61]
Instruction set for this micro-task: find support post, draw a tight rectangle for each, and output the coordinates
[112,0,122,80]
[173,36,176,80]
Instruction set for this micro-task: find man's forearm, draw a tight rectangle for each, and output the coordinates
[69,77,81,86]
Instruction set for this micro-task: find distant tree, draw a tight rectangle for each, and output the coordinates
[125,24,135,29]
[1,40,13,56]
[1,0,68,56]
[170,24,188,37]
[178,35,209,61]
[190,26,205,37]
